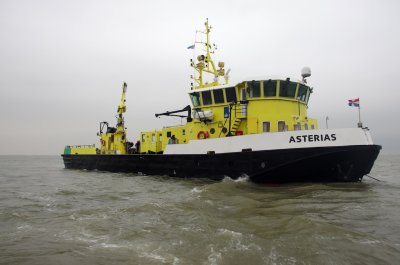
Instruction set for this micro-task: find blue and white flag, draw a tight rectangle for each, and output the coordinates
[187,44,195,49]
[348,98,360,107]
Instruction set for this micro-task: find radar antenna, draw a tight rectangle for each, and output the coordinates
[301,66,311,83]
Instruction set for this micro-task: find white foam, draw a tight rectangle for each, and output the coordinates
[172,257,180,265]
[17,224,32,231]
[98,242,120,248]
[217,228,242,237]
[190,187,204,194]
[207,246,222,265]
[139,252,167,263]
[359,239,381,245]
[222,175,249,183]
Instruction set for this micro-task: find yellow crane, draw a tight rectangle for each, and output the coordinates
[99,82,129,154]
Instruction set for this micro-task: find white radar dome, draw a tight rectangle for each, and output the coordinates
[301,66,311,79]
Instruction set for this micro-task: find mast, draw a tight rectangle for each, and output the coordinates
[190,19,229,90]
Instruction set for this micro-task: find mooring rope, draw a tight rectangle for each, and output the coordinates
[365,174,381,182]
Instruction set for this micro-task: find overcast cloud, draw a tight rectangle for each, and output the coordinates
[0,0,399,155]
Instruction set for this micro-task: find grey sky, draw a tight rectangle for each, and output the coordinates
[1,0,399,155]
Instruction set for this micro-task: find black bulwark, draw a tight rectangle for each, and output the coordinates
[62,145,381,183]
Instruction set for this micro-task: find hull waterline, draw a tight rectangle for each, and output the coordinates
[62,144,381,183]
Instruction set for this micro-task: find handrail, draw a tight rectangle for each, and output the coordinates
[65,144,95,148]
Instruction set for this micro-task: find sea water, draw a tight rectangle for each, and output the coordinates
[0,155,399,265]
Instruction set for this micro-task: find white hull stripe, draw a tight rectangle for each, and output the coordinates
[164,128,374,155]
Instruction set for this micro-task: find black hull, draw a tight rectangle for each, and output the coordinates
[62,145,381,183]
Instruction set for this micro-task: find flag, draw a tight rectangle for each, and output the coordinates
[187,44,195,49]
[348,98,360,107]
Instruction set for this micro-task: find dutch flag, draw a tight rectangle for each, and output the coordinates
[348,98,360,107]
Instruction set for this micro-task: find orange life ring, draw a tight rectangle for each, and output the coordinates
[101,139,105,146]
[197,131,209,139]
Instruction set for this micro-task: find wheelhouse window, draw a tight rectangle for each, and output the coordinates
[240,88,247,101]
[201,91,212,105]
[248,81,261,98]
[262,121,271,132]
[278,121,286,132]
[294,123,301,131]
[279,79,297,98]
[190,92,201,107]
[263,80,277,97]
[297,84,308,102]
[213,89,225,104]
[225,87,237,103]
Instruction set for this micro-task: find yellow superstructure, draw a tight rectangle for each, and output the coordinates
[138,20,317,154]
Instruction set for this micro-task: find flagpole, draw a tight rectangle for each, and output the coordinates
[358,100,362,128]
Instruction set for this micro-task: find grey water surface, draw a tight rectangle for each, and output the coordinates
[0,155,399,265]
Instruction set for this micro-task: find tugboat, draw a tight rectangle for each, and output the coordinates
[62,19,381,183]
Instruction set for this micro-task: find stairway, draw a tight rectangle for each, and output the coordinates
[230,118,242,135]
